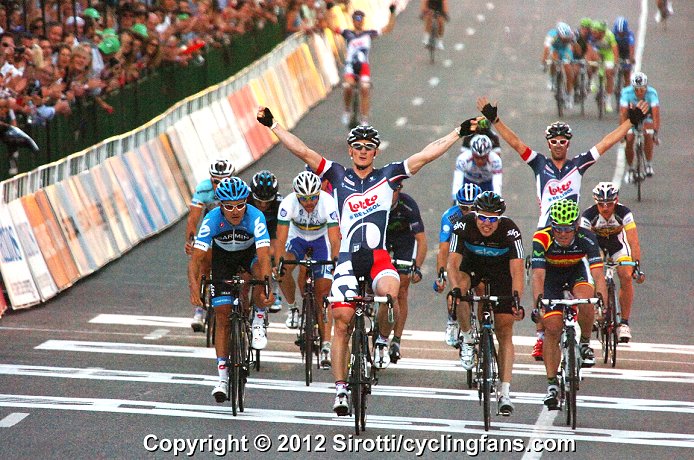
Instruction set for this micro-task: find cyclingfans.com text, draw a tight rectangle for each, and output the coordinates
[143,433,577,457]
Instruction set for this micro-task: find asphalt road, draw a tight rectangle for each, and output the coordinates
[1,1,692,459]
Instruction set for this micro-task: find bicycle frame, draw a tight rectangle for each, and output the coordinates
[552,59,568,117]
[600,259,636,367]
[632,122,647,201]
[426,10,441,64]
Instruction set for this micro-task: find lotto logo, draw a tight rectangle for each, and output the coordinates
[548,180,572,196]
[347,195,378,212]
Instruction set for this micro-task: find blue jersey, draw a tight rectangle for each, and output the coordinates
[439,205,463,243]
[191,178,217,209]
[620,86,659,121]
[613,30,634,58]
[544,28,574,61]
[193,204,270,252]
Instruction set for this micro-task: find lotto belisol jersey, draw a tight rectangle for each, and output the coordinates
[455,149,503,184]
[316,157,409,253]
[193,204,270,252]
[341,29,380,64]
[522,146,600,228]
[277,190,339,242]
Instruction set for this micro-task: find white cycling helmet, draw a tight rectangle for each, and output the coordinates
[556,22,573,40]
[631,71,647,88]
[209,158,235,178]
[470,134,493,157]
[293,171,322,196]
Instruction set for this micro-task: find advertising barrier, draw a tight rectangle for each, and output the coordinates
[0,204,41,308]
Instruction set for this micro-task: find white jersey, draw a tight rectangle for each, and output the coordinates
[277,191,339,242]
[451,148,503,198]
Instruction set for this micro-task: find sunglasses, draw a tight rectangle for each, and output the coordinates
[353,15,364,21]
[252,194,274,203]
[552,225,575,233]
[297,194,319,202]
[477,214,500,223]
[548,139,569,146]
[596,201,615,207]
[350,142,378,151]
[458,205,474,212]
[221,202,246,211]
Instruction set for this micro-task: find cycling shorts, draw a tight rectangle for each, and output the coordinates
[599,233,633,262]
[597,48,615,66]
[210,245,257,307]
[330,246,398,308]
[286,234,333,280]
[542,260,594,316]
[459,255,515,314]
[344,52,371,82]
[386,235,416,274]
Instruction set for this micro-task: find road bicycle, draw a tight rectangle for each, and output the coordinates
[200,275,269,416]
[539,295,602,429]
[326,277,393,435]
[632,121,647,201]
[277,255,335,386]
[573,59,590,116]
[549,59,568,117]
[614,58,631,108]
[425,10,442,64]
[593,61,607,119]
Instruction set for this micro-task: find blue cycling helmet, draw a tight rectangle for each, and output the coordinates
[613,16,629,34]
[215,177,250,201]
[456,183,483,206]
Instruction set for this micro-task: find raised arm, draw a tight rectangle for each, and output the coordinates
[381,4,397,35]
[406,117,477,175]
[595,100,648,155]
[256,107,323,171]
[476,97,529,157]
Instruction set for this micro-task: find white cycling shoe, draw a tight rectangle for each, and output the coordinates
[252,325,267,350]
[460,342,474,370]
[212,381,227,403]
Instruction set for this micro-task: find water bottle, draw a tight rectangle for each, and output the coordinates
[478,118,490,129]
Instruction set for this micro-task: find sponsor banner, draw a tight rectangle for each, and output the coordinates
[144,139,188,217]
[122,150,168,231]
[90,164,140,251]
[308,33,339,91]
[107,156,154,239]
[209,100,254,172]
[227,85,274,160]
[61,178,109,269]
[284,52,311,114]
[134,145,179,226]
[0,204,41,308]
[72,173,121,262]
[29,191,81,288]
[171,117,209,185]
[275,61,303,127]
[161,131,195,198]
[259,68,294,129]
[298,43,326,105]
[189,107,225,164]
[7,199,58,301]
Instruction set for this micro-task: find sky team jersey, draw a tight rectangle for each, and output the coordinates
[531,227,603,270]
[316,157,409,253]
[278,191,339,242]
[522,146,600,228]
[386,192,424,238]
[340,29,380,65]
[450,213,524,262]
[439,205,463,243]
[191,178,217,209]
[619,86,659,121]
[193,204,270,252]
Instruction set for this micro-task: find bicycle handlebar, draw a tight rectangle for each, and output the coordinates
[326,295,391,304]
[201,275,271,299]
[540,297,600,306]
[277,256,336,276]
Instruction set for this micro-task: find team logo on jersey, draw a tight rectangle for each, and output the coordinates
[347,194,378,213]
[507,228,520,239]
[547,179,572,196]
[453,221,465,231]
[344,177,356,186]
[330,211,338,220]
[280,209,287,218]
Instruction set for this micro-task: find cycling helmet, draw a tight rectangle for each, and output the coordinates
[579,17,592,28]
[251,170,279,201]
[209,158,235,178]
[545,121,573,140]
[613,16,629,34]
[592,181,619,202]
[347,124,381,147]
[215,177,250,201]
[549,199,579,226]
[456,183,483,206]
[474,191,506,215]
[591,20,607,32]
[293,171,322,196]
[470,134,493,158]
[556,22,573,39]
[631,71,648,88]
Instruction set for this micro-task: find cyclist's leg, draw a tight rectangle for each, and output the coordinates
[603,52,616,106]
[541,273,565,382]
[311,237,334,347]
[342,71,356,115]
[571,261,596,344]
[422,9,432,43]
[394,274,410,338]
[358,78,371,124]
[624,128,636,167]
[643,122,655,163]
[329,253,359,384]
[616,263,634,322]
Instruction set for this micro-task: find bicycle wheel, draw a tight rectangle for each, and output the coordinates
[564,327,578,429]
[238,321,250,413]
[555,69,564,117]
[229,315,241,416]
[597,74,605,119]
[349,90,360,129]
[635,136,644,202]
[360,332,370,433]
[303,296,315,386]
[480,329,493,431]
[429,18,438,64]
[350,328,364,435]
[607,284,618,367]
[579,71,586,116]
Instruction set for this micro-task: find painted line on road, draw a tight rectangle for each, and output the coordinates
[0,393,691,447]
[143,329,169,340]
[522,408,559,460]
[2,364,693,415]
[0,412,29,427]
[32,341,694,384]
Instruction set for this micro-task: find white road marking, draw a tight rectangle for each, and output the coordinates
[412,97,424,106]
[613,142,627,187]
[486,3,495,11]
[522,408,559,460]
[33,341,694,383]
[454,43,464,51]
[395,117,408,126]
[0,412,29,427]
[143,329,169,340]
[428,77,440,87]
[443,59,453,67]
[0,394,692,447]
[466,28,476,36]
[476,14,486,22]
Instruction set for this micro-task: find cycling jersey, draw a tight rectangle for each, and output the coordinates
[545,28,574,61]
[613,30,634,59]
[521,146,600,228]
[194,204,270,253]
[580,204,636,260]
[249,195,282,239]
[452,149,502,196]
[574,30,591,57]
[339,29,381,80]
[591,31,617,60]
[386,192,424,265]
[278,191,339,242]
[191,178,217,209]
[439,205,463,244]
[619,86,659,122]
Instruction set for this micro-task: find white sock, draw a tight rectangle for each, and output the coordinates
[501,382,511,398]
[253,309,266,326]
[217,358,228,381]
[536,331,545,340]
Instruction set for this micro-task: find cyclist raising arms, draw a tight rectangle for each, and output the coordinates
[187,178,275,403]
[620,72,660,181]
[275,171,340,367]
[421,0,448,50]
[612,16,635,87]
[186,158,235,332]
[447,191,525,416]
[531,199,606,410]
[257,106,478,415]
[385,183,427,363]
[580,182,645,341]
[328,5,397,126]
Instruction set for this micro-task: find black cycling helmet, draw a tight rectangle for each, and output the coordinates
[545,121,573,140]
[251,170,279,201]
[474,191,506,214]
[347,125,381,147]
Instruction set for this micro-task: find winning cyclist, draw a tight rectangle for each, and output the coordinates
[447,191,525,416]
[186,158,235,332]
[436,183,482,346]
[328,5,397,126]
[589,20,619,113]
[580,182,646,342]
[257,106,479,415]
[385,183,427,363]
[612,16,634,88]
[620,72,660,181]
[542,22,576,108]
[187,177,275,403]
[451,133,502,199]
[421,0,448,50]
[275,171,340,367]
[476,96,648,360]
[531,199,606,410]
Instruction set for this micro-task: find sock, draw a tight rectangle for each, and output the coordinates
[217,358,228,381]
[501,382,510,398]
[461,330,473,344]
[377,334,389,344]
[253,308,266,326]
[536,331,545,340]
[335,381,347,392]
[391,336,401,344]
[621,319,629,325]
[580,336,590,344]
[547,377,558,386]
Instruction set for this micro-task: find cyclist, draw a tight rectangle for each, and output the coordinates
[572,18,597,92]
[329,5,397,126]
[275,171,340,367]
[249,170,284,312]
[655,0,674,23]
[476,96,648,359]
[620,71,660,181]
[385,182,427,363]
[580,182,646,342]
[542,22,576,108]
[612,16,634,88]
[447,191,525,416]
[451,133,502,200]
[421,0,448,50]
[531,199,607,410]
[588,20,619,113]
[257,106,478,415]
[186,158,235,332]
[436,183,483,346]
[187,177,275,403]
